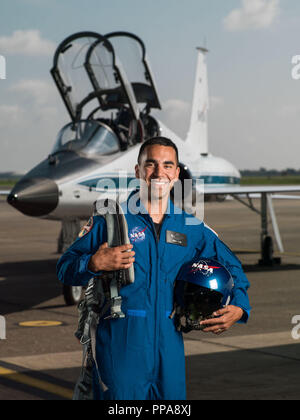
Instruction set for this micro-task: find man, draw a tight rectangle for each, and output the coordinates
[57,137,251,400]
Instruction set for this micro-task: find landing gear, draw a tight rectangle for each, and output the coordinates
[258,193,282,266]
[259,235,281,266]
[232,192,283,266]
[58,219,84,305]
[57,219,81,253]
[63,285,84,306]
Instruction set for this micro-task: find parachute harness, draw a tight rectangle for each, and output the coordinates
[73,199,134,400]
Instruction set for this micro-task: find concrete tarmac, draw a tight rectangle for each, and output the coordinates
[0,195,300,400]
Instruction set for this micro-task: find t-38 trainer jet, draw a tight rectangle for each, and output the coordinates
[3,31,300,304]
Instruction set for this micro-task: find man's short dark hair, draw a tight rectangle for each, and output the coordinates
[137,137,179,166]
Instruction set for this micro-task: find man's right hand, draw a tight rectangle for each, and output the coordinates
[88,243,135,272]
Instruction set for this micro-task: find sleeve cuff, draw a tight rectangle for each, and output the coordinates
[237,308,250,324]
[82,254,103,277]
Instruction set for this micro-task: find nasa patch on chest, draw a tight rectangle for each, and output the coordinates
[166,230,187,247]
[129,226,148,243]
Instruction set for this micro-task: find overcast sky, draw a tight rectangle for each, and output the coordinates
[0,0,300,173]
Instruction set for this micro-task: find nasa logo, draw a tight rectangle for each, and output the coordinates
[190,261,220,276]
[129,226,147,243]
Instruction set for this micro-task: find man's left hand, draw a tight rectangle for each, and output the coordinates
[200,305,244,335]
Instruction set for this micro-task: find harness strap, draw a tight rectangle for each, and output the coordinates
[73,198,134,399]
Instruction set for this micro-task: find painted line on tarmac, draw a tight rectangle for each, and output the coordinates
[232,249,259,254]
[18,320,63,328]
[0,363,73,400]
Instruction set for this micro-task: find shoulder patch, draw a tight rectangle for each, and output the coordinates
[78,217,94,238]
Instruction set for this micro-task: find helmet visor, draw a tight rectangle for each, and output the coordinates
[183,283,223,320]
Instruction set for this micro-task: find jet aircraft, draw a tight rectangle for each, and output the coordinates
[3,31,300,305]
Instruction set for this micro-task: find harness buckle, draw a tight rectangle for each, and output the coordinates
[104,296,125,320]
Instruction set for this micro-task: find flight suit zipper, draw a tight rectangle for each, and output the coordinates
[147,215,168,385]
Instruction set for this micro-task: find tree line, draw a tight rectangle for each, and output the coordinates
[241,168,300,177]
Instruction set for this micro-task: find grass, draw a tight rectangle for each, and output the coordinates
[241,175,300,185]
[0,179,19,188]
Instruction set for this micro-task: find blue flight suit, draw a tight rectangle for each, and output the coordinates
[56,191,251,400]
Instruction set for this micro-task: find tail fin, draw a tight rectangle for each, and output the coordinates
[185,47,209,155]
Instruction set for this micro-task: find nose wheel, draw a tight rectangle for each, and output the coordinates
[63,285,84,306]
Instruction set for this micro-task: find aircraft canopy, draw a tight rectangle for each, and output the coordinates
[105,32,161,110]
[52,120,120,157]
[51,32,140,122]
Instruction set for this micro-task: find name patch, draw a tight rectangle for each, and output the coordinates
[166,230,187,247]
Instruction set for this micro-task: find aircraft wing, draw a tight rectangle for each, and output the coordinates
[158,118,300,199]
[201,185,300,196]
[271,194,300,199]
[0,190,10,196]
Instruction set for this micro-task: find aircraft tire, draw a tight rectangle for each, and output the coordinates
[63,285,83,306]
[262,235,273,262]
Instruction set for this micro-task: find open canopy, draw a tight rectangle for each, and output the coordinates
[84,35,140,120]
[51,32,104,122]
[51,31,161,123]
[105,32,161,110]
[51,31,140,122]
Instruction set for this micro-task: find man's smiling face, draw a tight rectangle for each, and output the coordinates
[135,144,180,201]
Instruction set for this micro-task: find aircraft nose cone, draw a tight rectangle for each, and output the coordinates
[7,177,59,217]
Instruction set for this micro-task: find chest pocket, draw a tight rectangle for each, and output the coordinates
[160,233,195,275]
